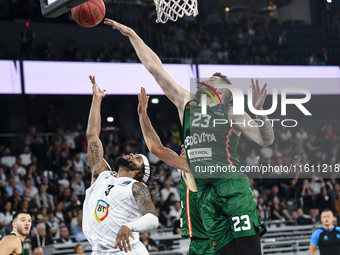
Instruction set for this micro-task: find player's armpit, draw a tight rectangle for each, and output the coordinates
[132,182,157,216]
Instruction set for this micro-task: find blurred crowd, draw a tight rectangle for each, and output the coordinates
[1,0,340,253]
[0,2,340,65]
[0,116,340,251]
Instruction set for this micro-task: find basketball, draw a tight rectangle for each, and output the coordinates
[71,0,106,28]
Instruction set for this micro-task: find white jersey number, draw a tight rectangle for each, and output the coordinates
[191,113,211,128]
[232,215,251,232]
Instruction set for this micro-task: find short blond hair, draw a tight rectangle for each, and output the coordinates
[212,72,231,85]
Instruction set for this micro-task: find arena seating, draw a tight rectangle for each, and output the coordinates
[37,224,322,255]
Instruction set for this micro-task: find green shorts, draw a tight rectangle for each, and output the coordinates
[197,177,266,252]
[189,238,218,255]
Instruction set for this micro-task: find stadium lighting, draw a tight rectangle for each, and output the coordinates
[327,0,332,3]
[107,117,114,122]
[225,7,230,12]
[151,98,159,104]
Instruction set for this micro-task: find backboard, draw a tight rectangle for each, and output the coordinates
[40,0,86,18]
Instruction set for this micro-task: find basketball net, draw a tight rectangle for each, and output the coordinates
[153,0,198,23]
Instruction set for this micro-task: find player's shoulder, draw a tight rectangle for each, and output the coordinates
[312,228,325,236]
[132,181,147,189]
[132,181,148,195]
[335,226,340,232]
[184,98,199,106]
[1,234,21,246]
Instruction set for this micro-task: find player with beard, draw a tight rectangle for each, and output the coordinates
[105,19,274,255]
[0,212,32,255]
[82,76,158,255]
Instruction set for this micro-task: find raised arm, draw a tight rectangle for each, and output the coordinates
[86,76,110,185]
[104,19,191,122]
[230,79,274,147]
[138,87,190,173]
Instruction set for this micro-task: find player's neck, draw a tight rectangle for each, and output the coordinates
[117,168,136,179]
[204,97,215,105]
[323,225,333,230]
[200,96,227,106]
[11,231,26,242]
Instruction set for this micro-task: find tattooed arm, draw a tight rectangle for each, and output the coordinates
[86,75,110,185]
[114,182,159,252]
[132,182,157,216]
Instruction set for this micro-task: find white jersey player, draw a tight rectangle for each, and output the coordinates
[83,75,159,254]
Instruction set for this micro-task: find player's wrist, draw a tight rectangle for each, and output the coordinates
[128,29,137,38]
[93,95,103,100]
[122,225,132,231]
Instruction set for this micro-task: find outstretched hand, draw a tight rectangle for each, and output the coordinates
[104,18,134,37]
[114,225,134,252]
[251,79,267,110]
[138,87,150,115]
[89,75,106,99]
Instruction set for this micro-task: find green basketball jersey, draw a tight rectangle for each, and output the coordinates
[7,232,24,255]
[179,177,208,239]
[183,100,246,188]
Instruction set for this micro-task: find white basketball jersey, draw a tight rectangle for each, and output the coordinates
[83,171,149,255]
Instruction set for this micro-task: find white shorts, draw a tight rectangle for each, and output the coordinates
[91,242,149,255]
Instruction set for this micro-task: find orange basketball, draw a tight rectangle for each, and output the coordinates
[71,0,106,28]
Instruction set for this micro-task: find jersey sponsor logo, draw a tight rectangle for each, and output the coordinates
[187,148,212,159]
[184,132,217,147]
[324,235,329,241]
[214,104,225,116]
[120,181,132,186]
[214,111,224,116]
[94,200,110,222]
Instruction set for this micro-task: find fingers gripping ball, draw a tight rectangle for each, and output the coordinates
[71,0,106,28]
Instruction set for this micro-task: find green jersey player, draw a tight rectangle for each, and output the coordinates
[110,19,274,255]
[0,212,32,255]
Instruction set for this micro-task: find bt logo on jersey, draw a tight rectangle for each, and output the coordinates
[94,199,110,222]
